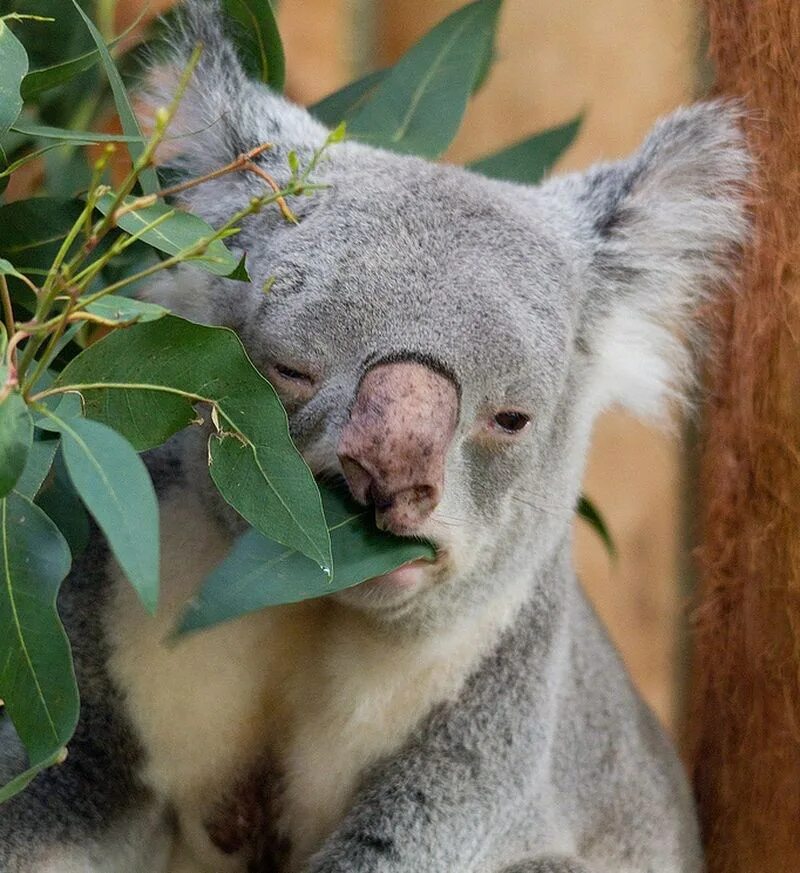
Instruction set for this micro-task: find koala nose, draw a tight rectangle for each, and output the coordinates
[337,361,458,534]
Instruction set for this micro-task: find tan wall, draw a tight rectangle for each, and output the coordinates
[117,0,698,730]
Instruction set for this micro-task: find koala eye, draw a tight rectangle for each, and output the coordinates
[268,362,318,400]
[273,363,313,383]
[492,411,530,434]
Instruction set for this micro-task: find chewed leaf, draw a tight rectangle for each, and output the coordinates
[178,483,436,634]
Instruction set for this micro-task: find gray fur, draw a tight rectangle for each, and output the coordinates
[0,2,749,871]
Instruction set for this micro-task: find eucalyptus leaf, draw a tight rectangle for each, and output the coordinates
[84,294,167,324]
[54,316,331,573]
[346,0,503,158]
[0,142,67,184]
[222,0,285,90]
[0,18,28,140]
[309,69,387,126]
[35,448,90,560]
[468,115,582,184]
[0,257,26,281]
[20,21,133,101]
[0,491,77,802]
[0,389,32,497]
[68,0,159,195]
[36,410,160,613]
[95,194,249,280]
[178,484,436,634]
[0,198,84,277]
[10,120,147,144]
[0,745,67,804]
[12,432,57,499]
[577,495,616,558]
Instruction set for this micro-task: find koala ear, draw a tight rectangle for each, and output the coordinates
[545,101,750,420]
[137,0,328,222]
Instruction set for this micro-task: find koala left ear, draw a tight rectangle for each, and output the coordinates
[137,0,329,225]
[544,101,751,420]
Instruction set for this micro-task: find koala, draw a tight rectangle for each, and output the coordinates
[0,2,749,872]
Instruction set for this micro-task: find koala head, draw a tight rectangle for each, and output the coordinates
[143,3,749,630]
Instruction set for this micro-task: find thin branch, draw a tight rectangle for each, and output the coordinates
[0,277,14,340]
[242,161,298,224]
[111,143,277,220]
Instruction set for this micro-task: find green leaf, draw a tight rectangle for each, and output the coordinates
[577,495,616,558]
[468,115,582,184]
[222,0,285,91]
[36,410,159,613]
[0,745,67,804]
[309,5,498,130]
[95,194,249,280]
[67,0,159,196]
[10,120,147,144]
[35,448,90,560]
[84,294,167,324]
[0,198,84,277]
[178,484,436,633]
[21,48,102,102]
[13,432,58,499]
[0,389,32,497]
[0,491,77,802]
[0,258,27,288]
[0,19,28,140]
[54,316,331,573]
[309,69,387,126]
[346,0,503,158]
[20,21,135,101]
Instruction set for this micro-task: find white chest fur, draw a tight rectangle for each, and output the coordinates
[105,488,511,872]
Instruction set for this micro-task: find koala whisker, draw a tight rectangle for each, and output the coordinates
[510,493,571,517]
[432,514,469,528]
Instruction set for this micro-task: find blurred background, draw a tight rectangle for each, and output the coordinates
[9,0,710,735]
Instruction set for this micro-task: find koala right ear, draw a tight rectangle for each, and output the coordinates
[538,101,751,421]
[137,0,328,223]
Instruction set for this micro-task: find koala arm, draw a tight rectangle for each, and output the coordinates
[305,599,563,873]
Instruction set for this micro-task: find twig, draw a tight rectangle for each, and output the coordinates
[243,161,298,223]
[0,277,14,339]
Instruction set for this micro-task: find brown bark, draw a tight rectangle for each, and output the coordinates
[688,3,800,871]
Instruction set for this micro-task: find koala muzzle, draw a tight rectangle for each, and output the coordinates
[337,361,458,534]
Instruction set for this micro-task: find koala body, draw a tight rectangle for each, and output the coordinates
[0,3,749,872]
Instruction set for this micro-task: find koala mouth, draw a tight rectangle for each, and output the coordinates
[359,549,447,597]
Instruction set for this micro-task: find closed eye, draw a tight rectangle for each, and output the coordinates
[267,362,318,401]
[273,363,314,384]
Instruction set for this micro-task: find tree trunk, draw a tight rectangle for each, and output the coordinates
[688,3,800,871]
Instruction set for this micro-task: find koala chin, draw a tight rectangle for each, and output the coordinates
[0,1,750,872]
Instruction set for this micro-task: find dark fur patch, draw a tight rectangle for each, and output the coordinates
[203,756,290,872]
